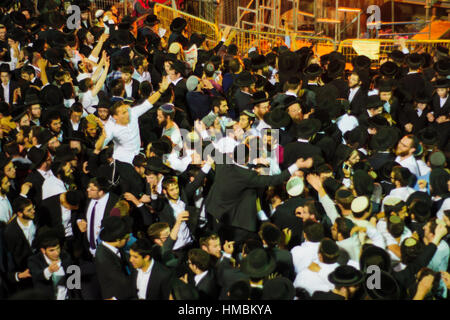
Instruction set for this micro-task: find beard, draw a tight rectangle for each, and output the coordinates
[395,148,409,157]
[159,119,167,128]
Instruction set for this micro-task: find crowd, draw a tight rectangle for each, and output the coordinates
[0,0,449,301]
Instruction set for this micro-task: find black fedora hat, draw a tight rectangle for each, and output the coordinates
[54,144,77,162]
[405,53,425,70]
[144,14,160,26]
[189,32,206,47]
[240,248,276,278]
[327,59,345,79]
[352,55,371,70]
[24,94,41,106]
[435,45,449,59]
[367,115,390,129]
[414,91,431,104]
[170,17,187,33]
[37,129,56,146]
[417,126,439,146]
[379,61,399,78]
[293,118,321,139]
[281,95,301,110]
[251,91,270,106]
[344,126,368,147]
[28,146,49,170]
[234,71,255,87]
[328,265,364,287]
[433,57,450,76]
[146,156,171,174]
[0,63,11,73]
[11,106,28,122]
[251,54,267,71]
[10,11,27,26]
[431,78,450,88]
[67,131,86,144]
[99,216,130,242]
[263,108,291,129]
[261,277,295,300]
[359,245,391,273]
[303,63,323,79]
[366,95,384,109]
[364,271,400,300]
[370,126,399,151]
[389,50,405,64]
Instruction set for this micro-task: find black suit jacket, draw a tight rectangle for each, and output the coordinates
[233,90,253,113]
[131,260,173,300]
[125,79,141,101]
[368,152,396,171]
[172,79,188,112]
[189,269,220,300]
[205,163,292,233]
[431,93,450,117]
[94,243,134,300]
[4,217,35,273]
[0,80,19,105]
[349,87,368,116]
[24,170,46,206]
[398,104,430,134]
[399,73,433,101]
[38,194,78,239]
[27,250,80,299]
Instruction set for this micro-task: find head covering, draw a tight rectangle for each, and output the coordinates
[364,271,400,300]
[286,177,304,197]
[170,17,187,33]
[328,265,364,287]
[240,248,276,278]
[234,71,255,87]
[359,245,391,273]
[263,108,291,129]
[293,119,321,139]
[186,76,199,92]
[261,277,295,300]
[28,146,48,170]
[370,127,399,151]
[99,216,129,242]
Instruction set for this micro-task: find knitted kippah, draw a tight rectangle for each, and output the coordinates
[159,103,175,114]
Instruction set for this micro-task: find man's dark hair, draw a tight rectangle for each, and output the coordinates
[335,217,354,239]
[387,217,405,238]
[139,81,153,98]
[229,58,241,73]
[199,233,220,248]
[110,101,126,116]
[121,65,134,75]
[39,235,60,250]
[304,200,322,221]
[319,238,340,264]
[13,197,32,214]
[3,141,20,157]
[147,222,170,242]
[303,220,324,243]
[46,112,61,127]
[242,238,263,255]
[233,144,250,165]
[228,280,250,300]
[391,166,411,187]
[89,177,110,193]
[162,177,178,191]
[21,65,35,77]
[400,238,424,265]
[132,56,145,70]
[70,102,83,114]
[188,248,210,272]
[130,238,153,259]
[111,78,125,97]
[211,96,226,109]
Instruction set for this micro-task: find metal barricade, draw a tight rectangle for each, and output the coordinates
[154,3,220,46]
[338,39,450,68]
[92,0,130,17]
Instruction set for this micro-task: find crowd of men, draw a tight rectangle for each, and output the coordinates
[0,0,449,301]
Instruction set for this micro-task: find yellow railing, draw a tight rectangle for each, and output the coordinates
[154,3,220,46]
[338,39,450,68]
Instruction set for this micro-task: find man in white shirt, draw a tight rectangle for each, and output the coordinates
[97,76,170,165]
[386,167,416,203]
[0,174,13,223]
[129,239,172,300]
[157,103,183,152]
[42,159,74,200]
[394,134,430,178]
[132,56,151,84]
[294,239,340,296]
[291,220,324,274]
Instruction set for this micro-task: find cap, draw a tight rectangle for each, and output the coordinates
[159,103,175,114]
[186,75,199,92]
[286,176,304,197]
[351,196,370,214]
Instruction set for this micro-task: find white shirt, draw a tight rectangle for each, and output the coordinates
[42,176,67,200]
[168,198,192,250]
[194,270,209,286]
[0,195,13,223]
[17,218,36,247]
[439,96,448,108]
[162,123,183,151]
[337,114,359,138]
[348,86,360,103]
[285,91,297,97]
[81,90,99,114]
[70,120,80,131]
[337,234,361,262]
[395,155,430,178]
[294,262,338,295]
[387,186,416,202]
[253,119,271,136]
[124,81,133,98]
[37,169,54,180]
[136,259,154,300]
[2,82,10,104]
[43,254,67,300]
[87,193,110,256]
[133,70,151,84]
[291,241,320,274]
[61,205,73,237]
[104,100,154,164]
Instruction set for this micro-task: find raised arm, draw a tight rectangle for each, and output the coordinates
[92,55,110,96]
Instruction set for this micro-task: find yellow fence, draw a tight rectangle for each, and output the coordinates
[154,3,220,46]
[338,39,450,68]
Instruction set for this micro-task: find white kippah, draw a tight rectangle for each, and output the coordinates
[351,196,369,214]
[95,10,104,18]
[286,177,304,197]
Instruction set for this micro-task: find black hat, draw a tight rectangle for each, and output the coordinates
[435,45,449,59]
[0,63,11,73]
[251,54,267,71]
[261,223,281,244]
[367,115,390,129]
[0,155,11,171]
[364,271,400,300]
[47,31,69,48]
[378,78,395,92]
[343,126,368,147]
[240,248,276,278]
[405,53,425,70]
[370,127,399,151]
[189,33,206,47]
[144,14,160,26]
[303,63,323,79]
[67,131,86,144]
[111,29,135,46]
[389,50,405,64]
[379,61,399,78]
[37,129,55,146]
[293,119,321,139]
[359,245,391,273]
[24,94,41,106]
[146,156,171,174]
[366,95,384,109]
[235,71,255,87]
[0,102,9,116]
[119,15,137,30]
[328,265,364,287]
[11,106,28,122]
[327,59,345,79]
[251,91,270,106]
[65,190,84,206]
[170,17,187,33]
[352,55,371,70]
[43,48,65,65]
[263,108,291,128]
[414,91,431,104]
[28,146,48,170]
[34,227,62,249]
[433,57,450,76]
[54,144,77,162]
[431,78,450,88]
[100,216,130,242]
[417,126,439,146]
[352,169,374,197]
[261,277,295,300]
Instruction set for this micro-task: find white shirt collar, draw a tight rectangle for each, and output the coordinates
[194,270,208,286]
[172,76,183,86]
[102,241,120,257]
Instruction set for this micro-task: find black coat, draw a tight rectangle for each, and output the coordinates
[125,79,141,101]
[0,80,19,105]
[94,243,134,300]
[130,260,173,300]
[431,93,450,117]
[4,217,35,273]
[172,79,188,113]
[205,163,292,233]
[270,197,305,249]
[189,269,220,300]
[399,73,433,101]
[27,250,80,299]
[349,87,368,116]
[368,152,396,171]
[398,104,430,134]
[24,170,45,206]
[233,90,253,113]
[282,141,323,169]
